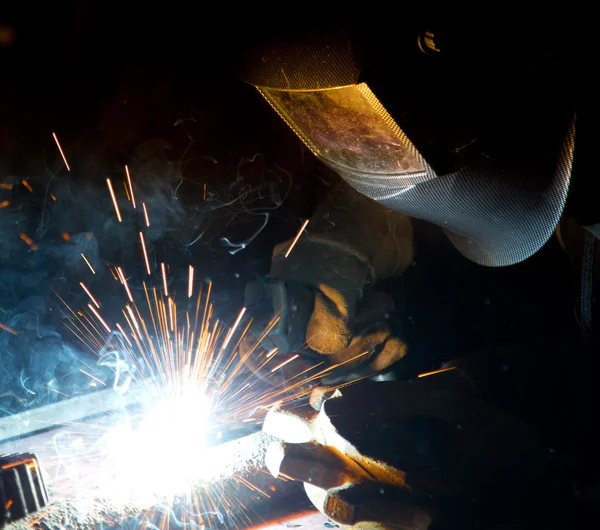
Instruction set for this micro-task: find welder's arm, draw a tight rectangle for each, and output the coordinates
[257,179,414,379]
[262,371,550,529]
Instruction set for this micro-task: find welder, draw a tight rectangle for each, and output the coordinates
[237,14,596,530]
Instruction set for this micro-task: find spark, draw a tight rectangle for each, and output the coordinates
[80,369,107,386]
[203,183,207,200]
[81,253,96,274]
[270,354,299,373]
[0,200,9,208]
[142,202,150,227]
[140,232,151,275]
[284,219,309,258]
[80,282,101,308]
[161,262,168,296]
[22,179,33,192]
[88,304,111,333]
[0,323,18,335]
[188,266,194,298]
[115,323,132,347]
[52,132,71,171]
[0,183,12,190]
[221,307,246,351]
[417,366,456,378]
[51,194,57,201]
[62,232,71,241]
[125,165,137,208]
[19,233,38,251]
[125,304,140,332]
[106,178,122,222]
[168,297,175,332]
[116,267,134,303]
[27,510,49,528]
[41,180,368,529]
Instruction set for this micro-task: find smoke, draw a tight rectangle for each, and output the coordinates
[0,144,296,420]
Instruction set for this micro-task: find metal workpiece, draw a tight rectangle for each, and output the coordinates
[2,431,302,530]
[1,453,49,527]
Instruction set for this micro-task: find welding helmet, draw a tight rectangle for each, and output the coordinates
[238,16,578,267]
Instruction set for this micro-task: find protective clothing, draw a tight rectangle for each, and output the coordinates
[246,178,413,379]
[242,19,582,379]
[242,20,577,267]
[262,370,552,530]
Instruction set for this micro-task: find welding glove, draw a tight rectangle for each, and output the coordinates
[245,180,413,382]
[263,372,550,530]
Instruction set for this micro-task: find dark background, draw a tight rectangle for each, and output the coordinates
[0,4,596,514]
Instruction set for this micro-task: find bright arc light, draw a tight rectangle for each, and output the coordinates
[99,384,215,501]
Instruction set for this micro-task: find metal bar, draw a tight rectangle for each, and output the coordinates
[0,382,157,443]
[4,431,302,529]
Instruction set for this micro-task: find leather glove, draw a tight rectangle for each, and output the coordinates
[245,180,414,382]
[262,371,550,529]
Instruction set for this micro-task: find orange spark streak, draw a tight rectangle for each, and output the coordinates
[106,178,122,222]
[0,323,18,335]
[19,233,38,251]
[52,132,70,171]
[123,181,130,201]
[161,262,168,296]
[81,253,96,274]
[417,366,456,378]
[117,267,134,302]
[88,304,111,333]
[125,305,140,332]
[284,219,309,258]
[0,201,9,208]
[270,354,299,373]
[80,282,100,308]
[265,347,278,359]
[142,202,150,227]
[80,369,106,386]
[168,297,175,332]
[62,232,71,241]
[221,307,246,351]
[188,265,194,298]
[50,194,57,201]
[125,165,137,208]
[140,232,151,274]
[115,322,132,347]
[203,183,207,200]
[0,183,12,190]
[22,180,33,192]
[27,510,49,527]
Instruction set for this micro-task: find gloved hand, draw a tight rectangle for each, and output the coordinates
[245,180,414,383]
[262,371,550,530]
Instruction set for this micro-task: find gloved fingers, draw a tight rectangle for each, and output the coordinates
[262,405,318,443]
[264,440,372,491]
[306,286,358,354]
[306,288,396,356]
[309,386,343,411]
[304,481,433,530]
[316,332,408,385]
[370,336,408,372]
